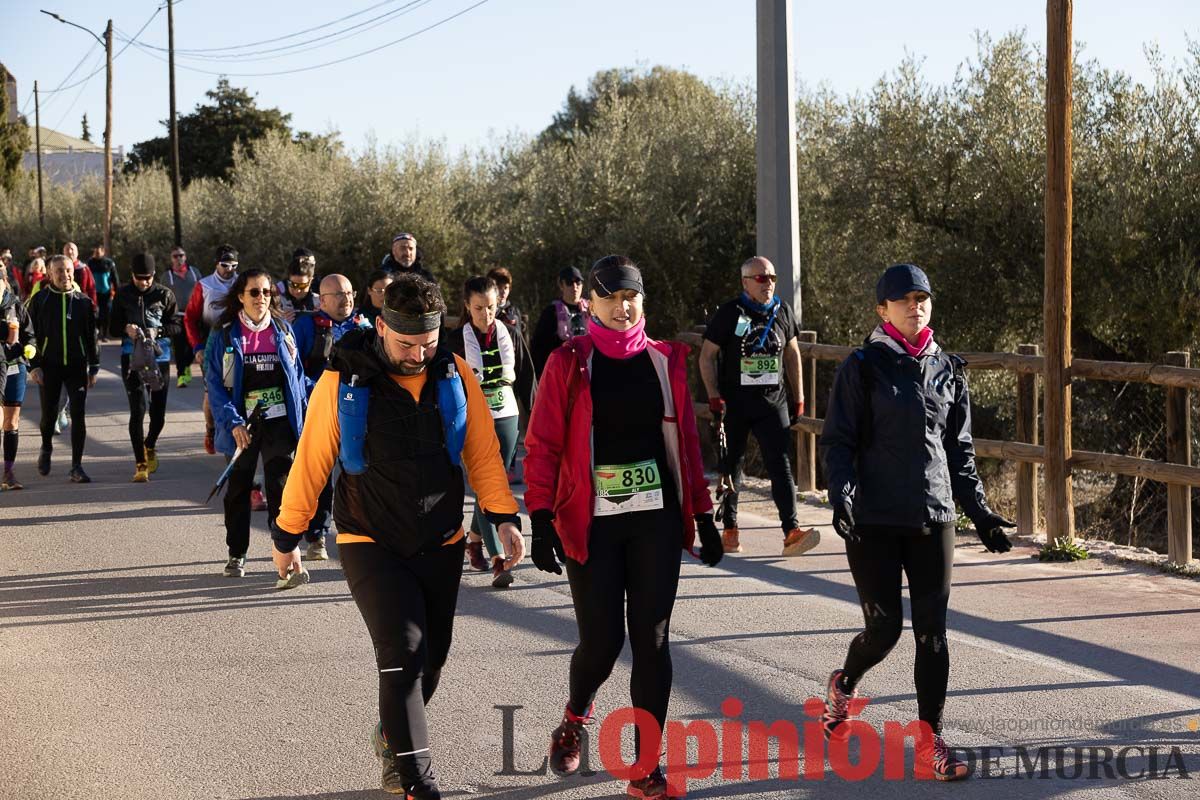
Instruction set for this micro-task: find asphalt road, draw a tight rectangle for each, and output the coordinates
[2,342,1199,799]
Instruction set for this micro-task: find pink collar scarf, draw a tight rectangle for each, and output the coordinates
[882,322,935,357]
[587,316,649,360]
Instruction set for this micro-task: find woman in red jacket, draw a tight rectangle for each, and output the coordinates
[524,255,722,799]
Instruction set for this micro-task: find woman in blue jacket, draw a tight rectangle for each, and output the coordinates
[205,268,308,579]
[818,264,1014,781]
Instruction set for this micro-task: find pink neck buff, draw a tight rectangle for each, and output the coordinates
[883,321,935,357]
[587,315,649,360]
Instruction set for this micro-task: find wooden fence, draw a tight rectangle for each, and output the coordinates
[678,328,1195,566]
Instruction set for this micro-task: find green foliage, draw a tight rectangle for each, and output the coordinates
[0,65,31,193]
[81,113,91,143]
[123,79,337,185]
[1038,537,1091,562]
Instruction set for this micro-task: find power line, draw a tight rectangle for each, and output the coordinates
[34,6,162,104]
[52,49,107,133]
[22,41,99,113]
[124,0,492,78]
[118,0,437,64]
[134,0,410,54]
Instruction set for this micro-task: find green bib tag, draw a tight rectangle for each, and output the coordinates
[593,459,665,517]
[739,355,780,386]
[245,386,287,419]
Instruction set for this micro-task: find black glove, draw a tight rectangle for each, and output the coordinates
[972,510,1016,553]
[531,509,565,574]
[831,491,858,543]
[695,513,723,567]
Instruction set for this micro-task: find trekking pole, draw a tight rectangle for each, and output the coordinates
[205,401,266,503]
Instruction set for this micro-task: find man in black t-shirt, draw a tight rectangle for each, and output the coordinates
[699,256,818,557]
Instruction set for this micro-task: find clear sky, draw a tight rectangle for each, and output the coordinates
[3,0,1197,155]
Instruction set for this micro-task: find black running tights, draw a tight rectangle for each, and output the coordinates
[565,513,682,758]
[121,355,170,462]
[38,365,88,468]
[841,522,955,733]
[341,538,465,779]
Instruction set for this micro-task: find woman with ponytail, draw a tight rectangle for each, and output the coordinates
[445,274,537,588]
[524,255,722,798]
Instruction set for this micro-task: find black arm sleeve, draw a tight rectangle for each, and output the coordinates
[818,354,866,501]
[82,300,99,370]
[108,290,127,339]
[159,291,181,338]
[943,363,990,521]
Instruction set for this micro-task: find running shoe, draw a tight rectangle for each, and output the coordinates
[628,765,685,799]
[372,722,442,799]
[223,556,246,578]
[491,557,514,589]
[306,537,329,561]
[204,428,216,455]
[782,527,820,557]
[68,466,91,483]
[466,540,488,571]
[275,567,310,591]
[145,447,159,474]
[916,733,969,781]
[821,669,858,740]
[132,463,150,483]
[721,527,743,554]
[549,703,594,777]
[37,446,50,476]
[177,372,191,388]
[1,471,23,490]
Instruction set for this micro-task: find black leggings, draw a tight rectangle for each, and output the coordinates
[721,403,798,532]
[171,330,194,375]
[341,538,465,779]
[223,418,294,557]
[841,522,954,733]
[38,365,88,468]
[121,355,170,462]
[565,511,682,758]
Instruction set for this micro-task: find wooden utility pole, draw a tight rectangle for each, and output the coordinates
[34,81,44,229]
[755,0,801,317]
[1016,343,1041,535]
[1044,0,1075,540]
[168,0,183,246]
[1165,351,1193,565]
[103,19,113,255]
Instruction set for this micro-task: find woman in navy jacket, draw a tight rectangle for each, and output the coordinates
[818,263,1014,781]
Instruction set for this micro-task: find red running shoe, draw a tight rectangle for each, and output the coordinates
[548,703,594,777]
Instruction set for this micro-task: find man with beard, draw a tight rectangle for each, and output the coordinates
[380,232,434,281]
[275,273,523,798]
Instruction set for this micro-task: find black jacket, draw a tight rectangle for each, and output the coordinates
[444,323,537,414]
[28,285,99,372]
[0,285,35,368]
[109,282,181,340]
[819,327,993,531]
[379,254,435,282]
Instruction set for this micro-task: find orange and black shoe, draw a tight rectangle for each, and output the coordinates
[916,733,969,781]
[821,669,858,740]
[549,703,594,777]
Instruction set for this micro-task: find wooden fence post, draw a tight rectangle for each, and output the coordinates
[796,331,818,491]
[1165,351,1193,565]
[1016,344,1041,535]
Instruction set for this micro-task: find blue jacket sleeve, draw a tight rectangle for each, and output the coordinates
[818,354,865,503]
[205,329,245,433]
[292,315,313,371]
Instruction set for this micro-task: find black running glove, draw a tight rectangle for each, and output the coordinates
[531,509,565,574]
[831,491,858,543]
[695,513,723,567]
[972,510,1016,553]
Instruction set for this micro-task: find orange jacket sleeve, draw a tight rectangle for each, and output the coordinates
[277,370,340,535]
[455,354,520,516]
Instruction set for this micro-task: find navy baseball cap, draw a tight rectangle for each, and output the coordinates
[876,263,933,304]
[558,266,584,283]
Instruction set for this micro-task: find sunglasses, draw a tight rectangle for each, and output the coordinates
[245,287,276,298]
[743,273,777,284]
[132,274,154,282]
[218,261,239,270]
[171,253,186,259]
[288,280,312,290]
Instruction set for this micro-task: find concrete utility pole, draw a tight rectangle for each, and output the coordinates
[1044,0,1075,541]
[755,0,801,317]
[34,81,44,228]
[168,0,183,246]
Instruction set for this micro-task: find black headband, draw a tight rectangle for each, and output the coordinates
[380,306,441,334]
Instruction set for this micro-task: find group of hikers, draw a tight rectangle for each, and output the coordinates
[0,235,1015,796]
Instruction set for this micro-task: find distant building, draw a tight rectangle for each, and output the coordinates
[22,126,125,186]
[3,63,17,125]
